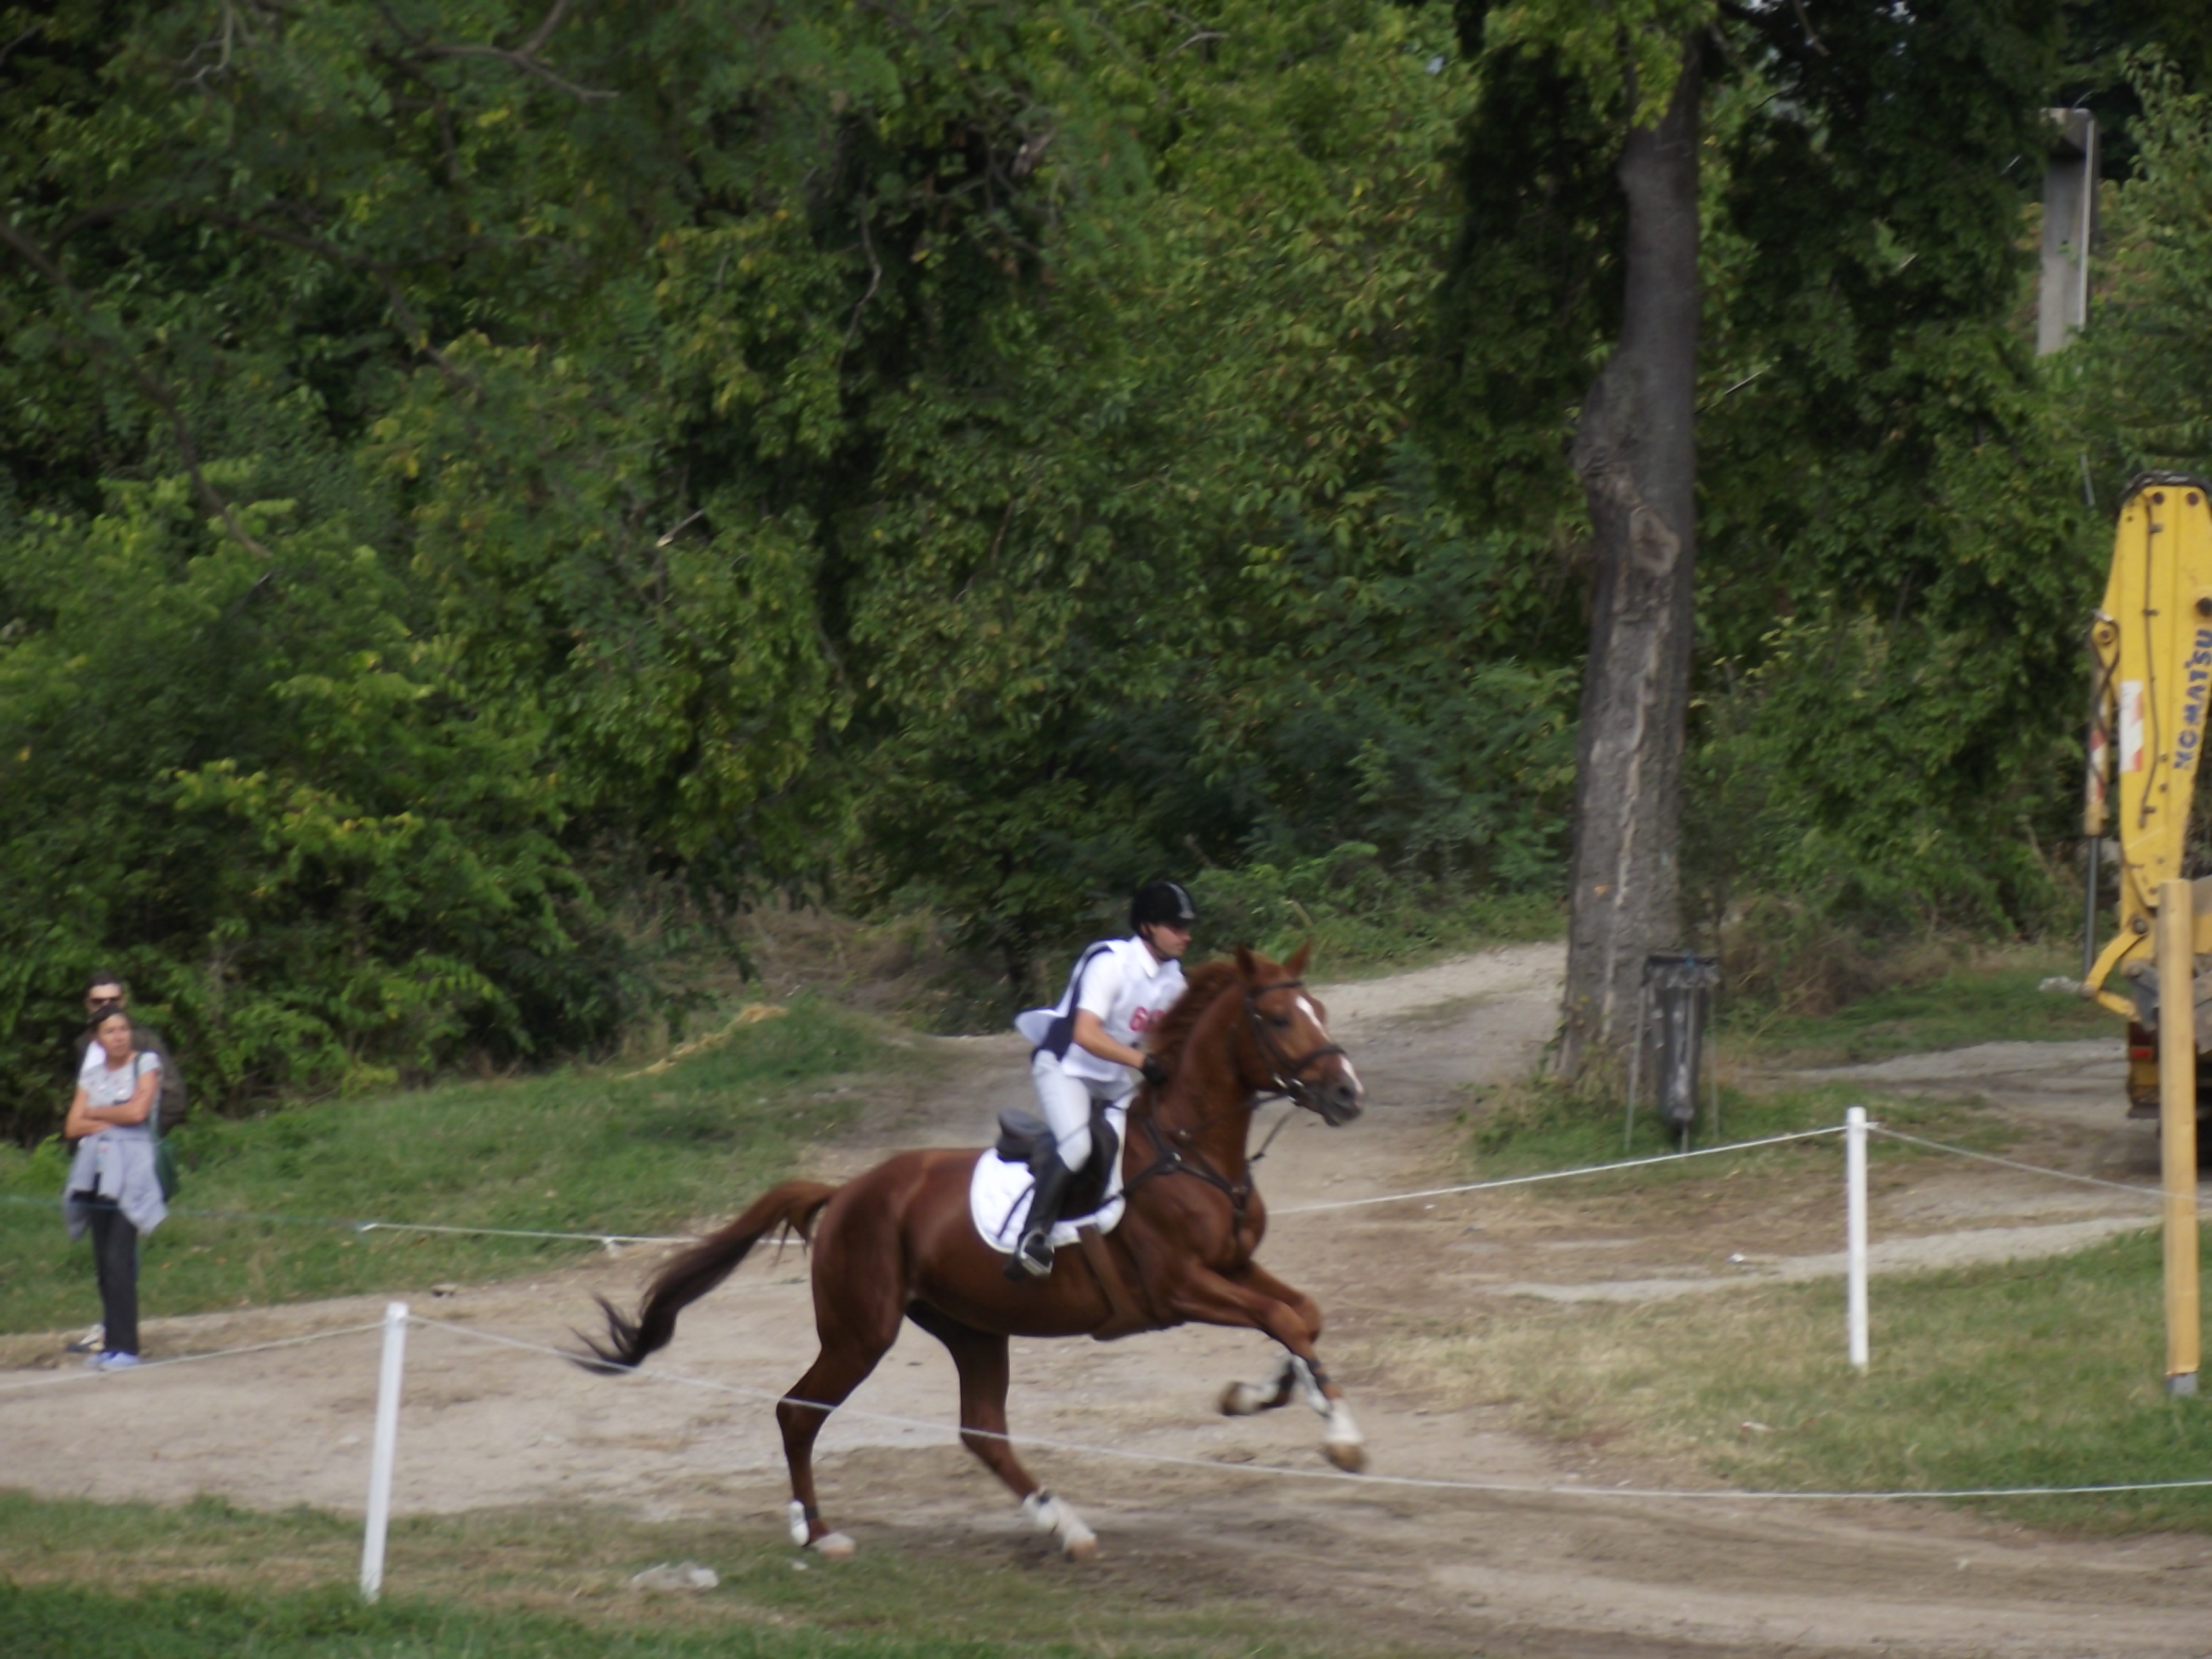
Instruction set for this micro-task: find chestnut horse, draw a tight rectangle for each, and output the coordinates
[581,943,1367,1560]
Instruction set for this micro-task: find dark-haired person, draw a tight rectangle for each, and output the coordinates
[73,972,186,1130]
[62,1007,167,1370]
[1004,881,1196,1280]
[64,974,186,1354]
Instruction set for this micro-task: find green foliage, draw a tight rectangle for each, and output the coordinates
[1189,844,1559,972]
[2073,50,2212,480]
[9,0,2199,1121]
[1437,0,2115,971]
[0,998,892,1334]
[1,0,1579,1111]
[850,1,1575,989]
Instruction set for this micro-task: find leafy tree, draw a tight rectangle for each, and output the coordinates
[1435,0,2070,1058]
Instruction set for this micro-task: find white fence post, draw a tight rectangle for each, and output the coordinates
[360,1300,410,1602]
[1845,1107,1869,1372]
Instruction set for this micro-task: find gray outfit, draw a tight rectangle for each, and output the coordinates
[64,1120,167,1238]
[73,1019,186,1126]
[64,1051,166,1362]
[66,1057,166,1238]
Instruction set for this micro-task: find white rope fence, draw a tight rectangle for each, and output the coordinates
[412,1313,2212,1502]
[1272,1124,1851,1214]
[2,1106,2198,1605]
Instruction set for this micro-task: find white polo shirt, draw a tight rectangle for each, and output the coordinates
[1014,937,1187,1089]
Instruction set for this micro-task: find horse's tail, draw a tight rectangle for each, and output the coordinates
[575,1179,839,1373]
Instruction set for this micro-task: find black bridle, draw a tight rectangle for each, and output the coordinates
[1125,979,1348,1226]
[1240,979,1346,1115]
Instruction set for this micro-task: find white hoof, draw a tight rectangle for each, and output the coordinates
[1322,1401,1366,1473]
[786,1500,809,1547]
[1021,1491,1100,1560]
[1220,1354,1297,1416]
[810,1531,856,1560]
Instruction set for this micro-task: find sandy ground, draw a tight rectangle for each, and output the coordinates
[9,943,2212,1657]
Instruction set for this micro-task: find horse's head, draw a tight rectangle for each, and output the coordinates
[1232,943,1364,1126]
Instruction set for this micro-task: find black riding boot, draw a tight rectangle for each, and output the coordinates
[1008,1151,1077,1280]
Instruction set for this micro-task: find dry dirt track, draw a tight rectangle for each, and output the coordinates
[8,944,2212,1658]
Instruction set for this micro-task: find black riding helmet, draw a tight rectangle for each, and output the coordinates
[1130,879,1197,933]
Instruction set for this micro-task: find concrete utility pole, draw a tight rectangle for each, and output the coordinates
[2038,109,2095,357]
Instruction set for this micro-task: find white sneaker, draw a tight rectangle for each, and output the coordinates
[64,1324,104,1355]
[91,1351,140,1371]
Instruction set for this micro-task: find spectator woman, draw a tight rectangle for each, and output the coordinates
[62,1007,166,1370]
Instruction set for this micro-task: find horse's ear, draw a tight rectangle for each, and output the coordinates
[1285,938,1312,979]
[1234,943,1258,982]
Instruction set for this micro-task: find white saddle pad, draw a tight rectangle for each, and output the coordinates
[969,1103,1128,1254]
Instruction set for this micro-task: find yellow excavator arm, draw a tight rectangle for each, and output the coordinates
[2084,476,2212,1048]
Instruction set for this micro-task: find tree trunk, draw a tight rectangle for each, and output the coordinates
[1557,47,1701,1082]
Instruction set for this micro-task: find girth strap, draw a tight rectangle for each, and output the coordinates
[1076,1225,1151,1341]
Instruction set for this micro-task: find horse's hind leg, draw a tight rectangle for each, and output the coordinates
[907,1302,1097,1561]
[776,1331,891,1558]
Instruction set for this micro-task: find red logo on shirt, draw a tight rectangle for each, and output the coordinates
[1130,1007,1156,1033]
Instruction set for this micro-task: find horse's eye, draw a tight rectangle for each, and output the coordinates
[1271,1015,1290,1029]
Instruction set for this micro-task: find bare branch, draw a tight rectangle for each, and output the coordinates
[1787,0,1829,57]
[655,508,706,549]
[0,20,45,75]
[842,206,884,355]
[374,0,614,102]
[515,0,574,58]
[0,215,273,559]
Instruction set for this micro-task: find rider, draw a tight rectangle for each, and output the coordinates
[1005,879,1196,1279]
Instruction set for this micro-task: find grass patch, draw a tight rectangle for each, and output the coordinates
[1459,1074,2010,1184]
[0,1489,1362,1658]
[1391,1226,2212,1533]
[1725,953,2116,1067]
[0,999,920,1337]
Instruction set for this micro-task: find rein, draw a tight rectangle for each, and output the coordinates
[1124,979,1341,1228]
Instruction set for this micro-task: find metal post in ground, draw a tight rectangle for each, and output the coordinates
[1845,1107,1869,1372]
[360,1300,410,1601]
[1623,981,1647,1154]
[2157,878,2200,1395]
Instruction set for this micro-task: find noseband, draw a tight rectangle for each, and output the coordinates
[1243,979,1346,1114]
[1125,976,1349,1223]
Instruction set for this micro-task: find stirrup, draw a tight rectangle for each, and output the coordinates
[1007,1231,1056,1280]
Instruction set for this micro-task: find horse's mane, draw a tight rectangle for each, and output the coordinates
[1148,958,1244,1078]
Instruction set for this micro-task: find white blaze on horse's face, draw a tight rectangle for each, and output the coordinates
[1293,992,1363,1116]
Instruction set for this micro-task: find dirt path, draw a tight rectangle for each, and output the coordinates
[8,943,2212,1658]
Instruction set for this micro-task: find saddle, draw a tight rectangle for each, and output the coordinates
[992,1100,1120,1221]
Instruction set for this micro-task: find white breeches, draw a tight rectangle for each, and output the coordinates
[1029,1053,1125,1170]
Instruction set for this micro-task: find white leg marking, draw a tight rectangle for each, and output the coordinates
[1021,1491,1099,1560]
[1322,1400,1367,1473]
[1219,1353,1297,1416]
[790,1499,854,1557]
[1288,1355,1328,1416]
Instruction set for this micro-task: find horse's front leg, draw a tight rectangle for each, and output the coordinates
[1214,1262,1323,1417]
[1165,1267,1365,1473]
